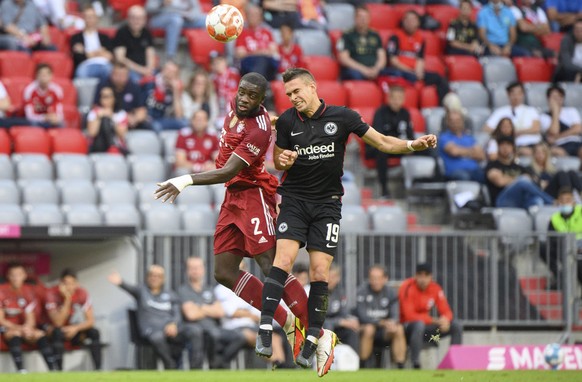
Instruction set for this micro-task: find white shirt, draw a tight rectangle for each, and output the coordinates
[486,104,541,146]
[574,44,582,67]
[540,107,582,145]
[0,81,7,119]
[512,6,548,25]
[214,284,259,331]
[83,30,101,53]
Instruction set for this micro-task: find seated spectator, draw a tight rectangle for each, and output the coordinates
[291,262,310,289]
[446,0,483,56]
[0,0,55,52]
[510,0,553,58]
[554,18,582,83]
[108,266,195,370]
[210,54,240,128]
[298,0,326,30]
[45,268,102,371]
[484,82,541,156]
[485,117,515,161]
[71,6,113,81]
[33,0,85,30]
[477,0,529,57]
[95,62,149,131]
[146,0,206,61]
[178,257,224,369]
[0,80,31,128]
[0,263,58,372]
[181,70,219,126]
[337,5,388,81]
[235,4,279,82]
[355,265,405,369]
[485,136,553,209]
[528,142,582,198]
[366,86,414,198]
[87,85,129,154]
[541,84,582,159]
[145,61,185,132]
[546,0,582,33]
[24,63,63,128]
[278,22,305,75]
[113,5,156,83]
[439,109,486,182]
[174,110,218,176]
[386,11,450,102]
[399,263,463,370]
[262,0,301,29]
[440,92,474,132]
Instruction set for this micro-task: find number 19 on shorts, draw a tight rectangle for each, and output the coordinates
[326,223,339,244]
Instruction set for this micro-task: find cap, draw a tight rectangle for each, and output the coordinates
[416,263,432,274]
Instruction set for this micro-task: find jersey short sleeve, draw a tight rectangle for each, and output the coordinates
[345,107,370,137]
[233,113,272,166]
[275,109,293,150]
[175,128,190,151]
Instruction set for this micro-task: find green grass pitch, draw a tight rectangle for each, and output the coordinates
[2,370,581,382]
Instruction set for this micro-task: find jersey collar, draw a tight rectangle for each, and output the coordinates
[296,99,327,121]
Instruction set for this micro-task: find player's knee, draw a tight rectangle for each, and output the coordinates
[309,263,329,282]
[273,255,294,273]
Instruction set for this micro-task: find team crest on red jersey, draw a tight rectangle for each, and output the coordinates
[237,121,245,133]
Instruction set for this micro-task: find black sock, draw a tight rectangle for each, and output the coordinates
[37,336,58,370]
[260,266,288,328]
[397,362,405,369]
[51,328,65,370]
[7,337,24,370]
[87,328,102,370]
[301,281,328,359]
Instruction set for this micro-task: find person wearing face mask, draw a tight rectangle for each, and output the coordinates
[546,187,582,290]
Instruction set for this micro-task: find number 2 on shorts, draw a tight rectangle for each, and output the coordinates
[251,217,263,235]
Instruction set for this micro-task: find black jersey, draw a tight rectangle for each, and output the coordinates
[276,101,369,202]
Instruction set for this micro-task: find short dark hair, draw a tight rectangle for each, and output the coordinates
[355,4,369,13]
[240,72,268,95]
[35,63,53,75]
[546,84,565,99]
[368,264,387,277]
[416,263,432,274]
[280,21,295,31]
[506,81,524,93]
[460,0,473,7]
[388,85,405,94]
[5,262,25,278]
[497,135,515,146]
[282,68,315,84]
[60,268,77,280]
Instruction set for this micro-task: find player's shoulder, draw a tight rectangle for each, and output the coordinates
[326,105,360,119]
[246,107,271,133]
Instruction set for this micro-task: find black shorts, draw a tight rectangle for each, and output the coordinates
[276,195,342,257]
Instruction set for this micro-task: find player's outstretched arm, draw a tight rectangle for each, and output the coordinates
[362,127,437,154]
[155,155,248,203]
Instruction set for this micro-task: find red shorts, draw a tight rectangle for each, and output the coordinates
[214,186,277,257]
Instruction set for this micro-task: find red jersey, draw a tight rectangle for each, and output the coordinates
[235,26,274,52]
[175,128,219,172]
[387,30,425,70]
[398,277,453,324]
[23,81,64,123]
[0,284,37,326]
[279,44,305,73]
[45,286,91,326]
[216,104,278,194]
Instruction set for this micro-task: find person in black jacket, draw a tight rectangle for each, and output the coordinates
[71,6,113,81]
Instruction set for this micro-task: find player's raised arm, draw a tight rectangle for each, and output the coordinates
[273,144,298,171]
[362,127,437,154]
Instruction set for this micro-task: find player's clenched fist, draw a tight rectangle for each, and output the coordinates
[412,134,437,151]
[279,149,298,167]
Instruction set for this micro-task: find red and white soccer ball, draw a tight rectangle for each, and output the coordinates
[206,4,244,43]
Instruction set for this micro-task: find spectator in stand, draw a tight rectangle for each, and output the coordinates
[386,10,450,102]
[366,86,414,198]
[483,82,541,156]
[71,6,113,81]
[262,0,300,29]
[324,264,359,354]
[477,0,530,57]
[113,5,156,83]
[0,0,54,52]
[178,257,225,369]
[181,70,219,126]
[235,4,279,82]
[541,84,582,159]
[278,22,305,75]
[33,0,85,30]
[439,109,486,182]
[399,263,463,370]
[86,85,129,154]
[446,0,483,56]
[23,63,63,128]
[337,5,387,81]
[45,268,102,371]
[554,18,582,82]
[355,265,405,369]
[0,80,31,128]
[485,136,553,209]
[510,0,553,58]
[95,62,150,131]
[144,60,185,132]
[146,0,206,61]
[0,263,58,372]
[108,266,195,370]
[291,262,310,289]
[485,117,515,161]
[174,110,218,176]
[210,53,240,128]
[440,92,474,132]
[546,0,582,33]
[298,0,327,30]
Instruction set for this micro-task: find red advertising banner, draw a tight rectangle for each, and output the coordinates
[0,252,51,277]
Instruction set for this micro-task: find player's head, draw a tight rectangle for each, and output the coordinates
[387,85,405,111]
[282,68,319,115]
[60,268,79,294]
[414,263,433,290]
[191,109,209,134]
[146,264,165,290]
[186,257,205,283]
[368,265,388,293]
[235,72,267,117]
[6,262,27,289]
[35,63,53,87]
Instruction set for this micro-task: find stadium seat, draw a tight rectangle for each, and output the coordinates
[0,154,13,179]
[424,56,446,77]
[340,205,369,234]
[180,204,217,232]
[421,31,445,57]
[63,204,103,226]
[50,129,88,154]
[109,0,146,18]
[0,51,34,79]
[553,156,580,171]
[0,179,19,204]
[378,30,394,47]
[446,180,482,214]
[12,153,53,180]
[31,52,73,79]
[367,4,399,31]
[73,77,100,114]
[211,183,225,208]
[560,83,582,108]
[445,56,483,82]
[128,154,166,183]
[524,82,551,109]
[342,182,361,206]
[370,205,407,233]
[135,182,159,208]
[421,107,445,135]
[270,81,293,114]
[513,58,552,83]
[47,26,69,53]
[450,81,490,108]
[409,108,426,135]
[426,5,460,31]
[343,81,383,108]
[176,185,213,206]
[480,57,517,86]
[316,81,347,106]
[419,86,439,109]
[303,56,340,81]
[159,130,178,165]
[530,205,561,234]
[296,29,332,56]
[541,32,563,55]
[491,207,533,249]
[142,203,181,232]
[97,180,136,206]
[325,3,355,31]
[466,107,492,132]
[0,204,25,224]
[58,179,98,205]
[101,203,141,226]
[352,107,376,125]
[401,156,445,195]
[1,77,30,115]
[0,130,10,155]
[19,179,59,205]
[91,153,129,181]
[61,105,82,130]
[328,29,343,57]
[24,203,64,225]
[185,29,226,69]
[53,78,77,107]
[403,87,419,109]
[126,130,162,155]
[488,84,510,109]
[53,153,93,180]
[392,3,425,18]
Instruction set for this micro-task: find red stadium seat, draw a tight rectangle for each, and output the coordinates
[109,0,146,18]
[32,52,73,79]
[424,56,446,77]
[201,2,212,12]
[0,52,34,79]
[151,28,166,38]
[270,81,292,114]
[542,32,564,55]
[403,87,419,109]
[52,78,77,107]
[352,107,376,126]
[367,4,400,31]
[445,55,483,81]
[48,26,69,53]
[420,86,439,109]
[343,81,383,108]
[50,128,88,154]
[184,29,226,70]
[62,105,81,130]
[303,56,340,81]
[317,81,347,106]
[328,29,343,57]
[378,30,394,47]
[513,57,553,82]
[0,129,10,155]
[99,27,117,39]
[409,108,426,134]
[421,31,445,57]
[393,4,425,17]
[426,5,460,31]
[9,126,45,139]
[12,128,52,156]
[1,77,30,116]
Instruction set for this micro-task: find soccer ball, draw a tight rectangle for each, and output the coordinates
[206,4,244,43]
[543,343,564,369]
